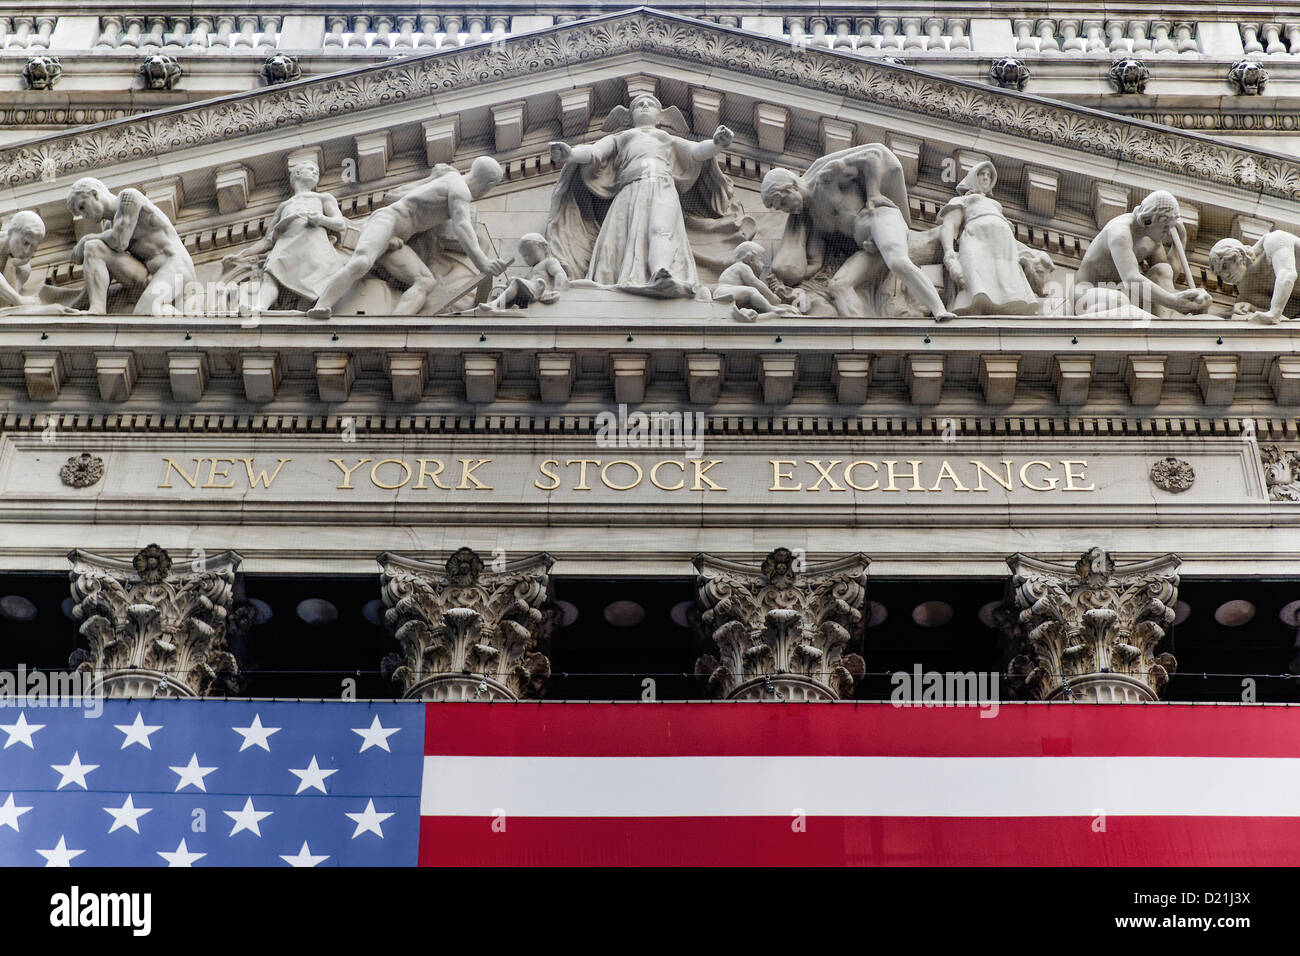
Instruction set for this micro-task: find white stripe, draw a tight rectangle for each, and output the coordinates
[420,756,1300,817]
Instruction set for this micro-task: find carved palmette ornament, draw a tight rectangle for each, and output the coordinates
[67,544,242,698]
[693,548,869,701]
[378,548,554,701]
[1003,547,1180,702]
[1148,457,1194,493]
[60,452,104,488]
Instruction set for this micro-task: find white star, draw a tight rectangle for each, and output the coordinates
[280,841,329,867]
[51,751,99,790]
[36,836,84,867]
[169,753,217,792]
[114,713,162,750]
[157,838,205,867]
[0,793,33,832]
[288,756,338,794]
[232,714,280,752]
[352,715,400,753]
[344,799,395,839]
[1,712,45,749]
[224,797,273,837]
[104,795,152,834]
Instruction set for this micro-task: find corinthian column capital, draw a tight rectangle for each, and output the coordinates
[693,548,869,701]
[1004,547,1180,702]
[68,544,243,698]
[378,548,554,701]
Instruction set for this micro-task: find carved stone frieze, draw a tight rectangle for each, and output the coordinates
[693,548,868,701]
[1148,457,1194,493]
[1,12,1296,201]
[378,547,554,701]
[1003,547,1180,702]
[67,544,243,698]
[60,452,104,488]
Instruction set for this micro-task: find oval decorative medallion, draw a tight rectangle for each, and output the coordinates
[60,452,104,488]
[1149,457,1194,493]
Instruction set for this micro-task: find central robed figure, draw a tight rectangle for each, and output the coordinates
[545,94,750,301]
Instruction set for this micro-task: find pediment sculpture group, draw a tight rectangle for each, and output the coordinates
[5,93,1300,326]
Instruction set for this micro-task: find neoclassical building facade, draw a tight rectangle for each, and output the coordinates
[1,3,1299,866]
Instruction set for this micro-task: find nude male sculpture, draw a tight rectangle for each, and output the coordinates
[67,178,196,315]
[760,144,954,320]
[308,156,508,319]
[1209,231,1300,324]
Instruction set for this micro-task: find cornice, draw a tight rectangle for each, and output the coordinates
[2,8,1299,202]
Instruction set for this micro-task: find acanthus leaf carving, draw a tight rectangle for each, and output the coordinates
[378,547,554,700]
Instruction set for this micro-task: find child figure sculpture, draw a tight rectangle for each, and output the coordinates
[714,241,805,322]
[480,233,568,312]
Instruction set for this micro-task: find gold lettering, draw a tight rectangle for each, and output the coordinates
[330,457,372,489]
[1060,460,1095,491]
[601,460,643,491]
[971,459,1014,492]
[807,460,846,492]
[371,458,412,490]
[457,459,493,490]
[883,459,926,492]
[691,459,726,491]
[770,459,802,491]
[650,460,685,491]
[240,457,290,489]
[534,459,560,491]
[203,458,236,489]
[844,460,879,491]
[565,459,600,491]
[929,460,970,492]
[159,457,203,489]
[1019,460,1059,491]
[414,459,451,490]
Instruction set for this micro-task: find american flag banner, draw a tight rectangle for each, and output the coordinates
[3,699,1300,866]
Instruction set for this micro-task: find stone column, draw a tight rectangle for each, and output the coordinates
[1003,547,1179,702]
[378,548,553,701]
[68,544,243,698]
[694,548,869,701]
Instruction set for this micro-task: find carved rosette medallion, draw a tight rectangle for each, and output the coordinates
[1260,444,1300,500]
[1003,548,1180,703]
[1149,457,1194,493]
[693,548,869,701]
[378,548,554,701]
[68,544,243,698]
[60,452,104,488]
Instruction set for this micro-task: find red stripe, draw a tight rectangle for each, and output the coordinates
[418,815,1300,866]
[424,702,1300,758]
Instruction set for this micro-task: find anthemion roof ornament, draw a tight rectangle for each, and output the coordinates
[67,544,244,698]
[988,56,1030,91]
[1227,59,1269,95]
[1109,56,1151,94]
[139,53,183,91]
[693,548,869,701]
[1003,547,1180,702]
[377,548,554,701]
[21,55,61,91]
